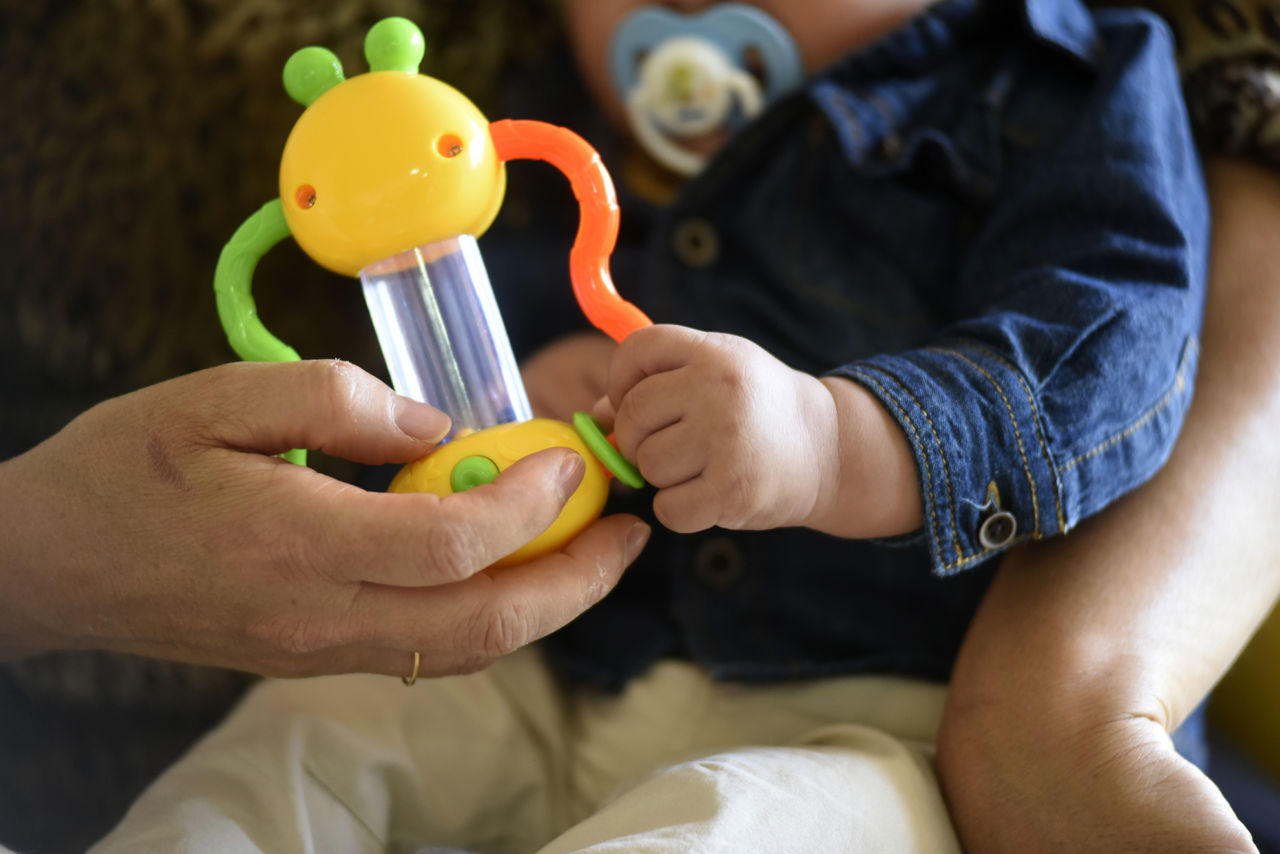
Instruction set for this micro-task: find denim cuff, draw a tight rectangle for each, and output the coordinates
[837,347,1065,576]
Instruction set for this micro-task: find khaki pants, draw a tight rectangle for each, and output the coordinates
[92,647,960,853]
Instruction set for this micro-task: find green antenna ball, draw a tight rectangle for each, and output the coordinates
[283,46,345,106]
[365,17,426,73]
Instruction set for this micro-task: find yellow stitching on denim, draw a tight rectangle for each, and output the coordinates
[1062,338,1198,472]
[959,345,1064,531]
[930,347,1041,538]
[849,369,947,565]
[857,365,963,564]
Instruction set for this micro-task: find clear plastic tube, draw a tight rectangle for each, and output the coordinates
[361,235,531,439]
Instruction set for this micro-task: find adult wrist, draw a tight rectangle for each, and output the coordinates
[945,543,1184,736]
[0,453,67,660]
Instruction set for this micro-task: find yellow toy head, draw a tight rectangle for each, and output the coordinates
[278,18,506,277]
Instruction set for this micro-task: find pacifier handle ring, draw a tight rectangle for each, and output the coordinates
[627,89,708,177]
[489,119,653,343]
[725,66,763,119]
[626,62,763,177]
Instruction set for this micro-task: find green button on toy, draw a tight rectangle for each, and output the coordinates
[450,455,501,493]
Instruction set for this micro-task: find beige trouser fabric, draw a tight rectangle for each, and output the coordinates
[92,647,960,853]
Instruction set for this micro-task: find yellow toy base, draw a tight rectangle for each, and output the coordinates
[388,418,609,568]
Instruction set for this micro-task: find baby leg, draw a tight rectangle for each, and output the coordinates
[91,646,571,854]
[540,661,958,853]
[539,732,959,854]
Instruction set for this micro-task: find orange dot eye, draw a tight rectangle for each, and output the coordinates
[295,184,317,209]
[436,134,464,158]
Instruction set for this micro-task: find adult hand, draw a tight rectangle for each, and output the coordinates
[936,533,1258,854]
[0,360,649,678]
[938,671,1256,853]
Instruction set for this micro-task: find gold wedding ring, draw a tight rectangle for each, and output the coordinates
[402,651,421,686]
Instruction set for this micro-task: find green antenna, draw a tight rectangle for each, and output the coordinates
[283,46,345,107]
[365,17,425,73]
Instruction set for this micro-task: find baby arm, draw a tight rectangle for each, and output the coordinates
[600,324,921,537]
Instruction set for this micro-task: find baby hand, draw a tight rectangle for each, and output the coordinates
[600,325,838,532]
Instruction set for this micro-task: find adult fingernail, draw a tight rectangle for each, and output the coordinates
[558,452,586,500]
[624,522,651,563]
[393,395,451,442]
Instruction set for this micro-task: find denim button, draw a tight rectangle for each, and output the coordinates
[694,536,743,591]
[978,510,1017,549]
[671,217,719,269]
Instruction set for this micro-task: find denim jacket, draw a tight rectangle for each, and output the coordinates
[487,0,1209,689]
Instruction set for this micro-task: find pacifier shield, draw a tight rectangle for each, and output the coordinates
[608,3,804,176]
[609,3,803,107]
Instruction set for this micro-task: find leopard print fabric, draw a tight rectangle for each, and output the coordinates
[1153,0,1280,162]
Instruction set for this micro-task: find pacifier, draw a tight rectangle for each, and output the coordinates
[608,3,804,176]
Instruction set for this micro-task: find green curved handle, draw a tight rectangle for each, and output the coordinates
[214,199,296,362]
[214,199,306,466]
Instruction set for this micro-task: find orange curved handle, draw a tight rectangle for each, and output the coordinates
[489,119,652,343]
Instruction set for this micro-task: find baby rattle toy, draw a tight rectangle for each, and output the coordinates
[214,17,649,567]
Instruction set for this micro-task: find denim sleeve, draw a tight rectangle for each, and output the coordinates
[835,16,1209,575]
